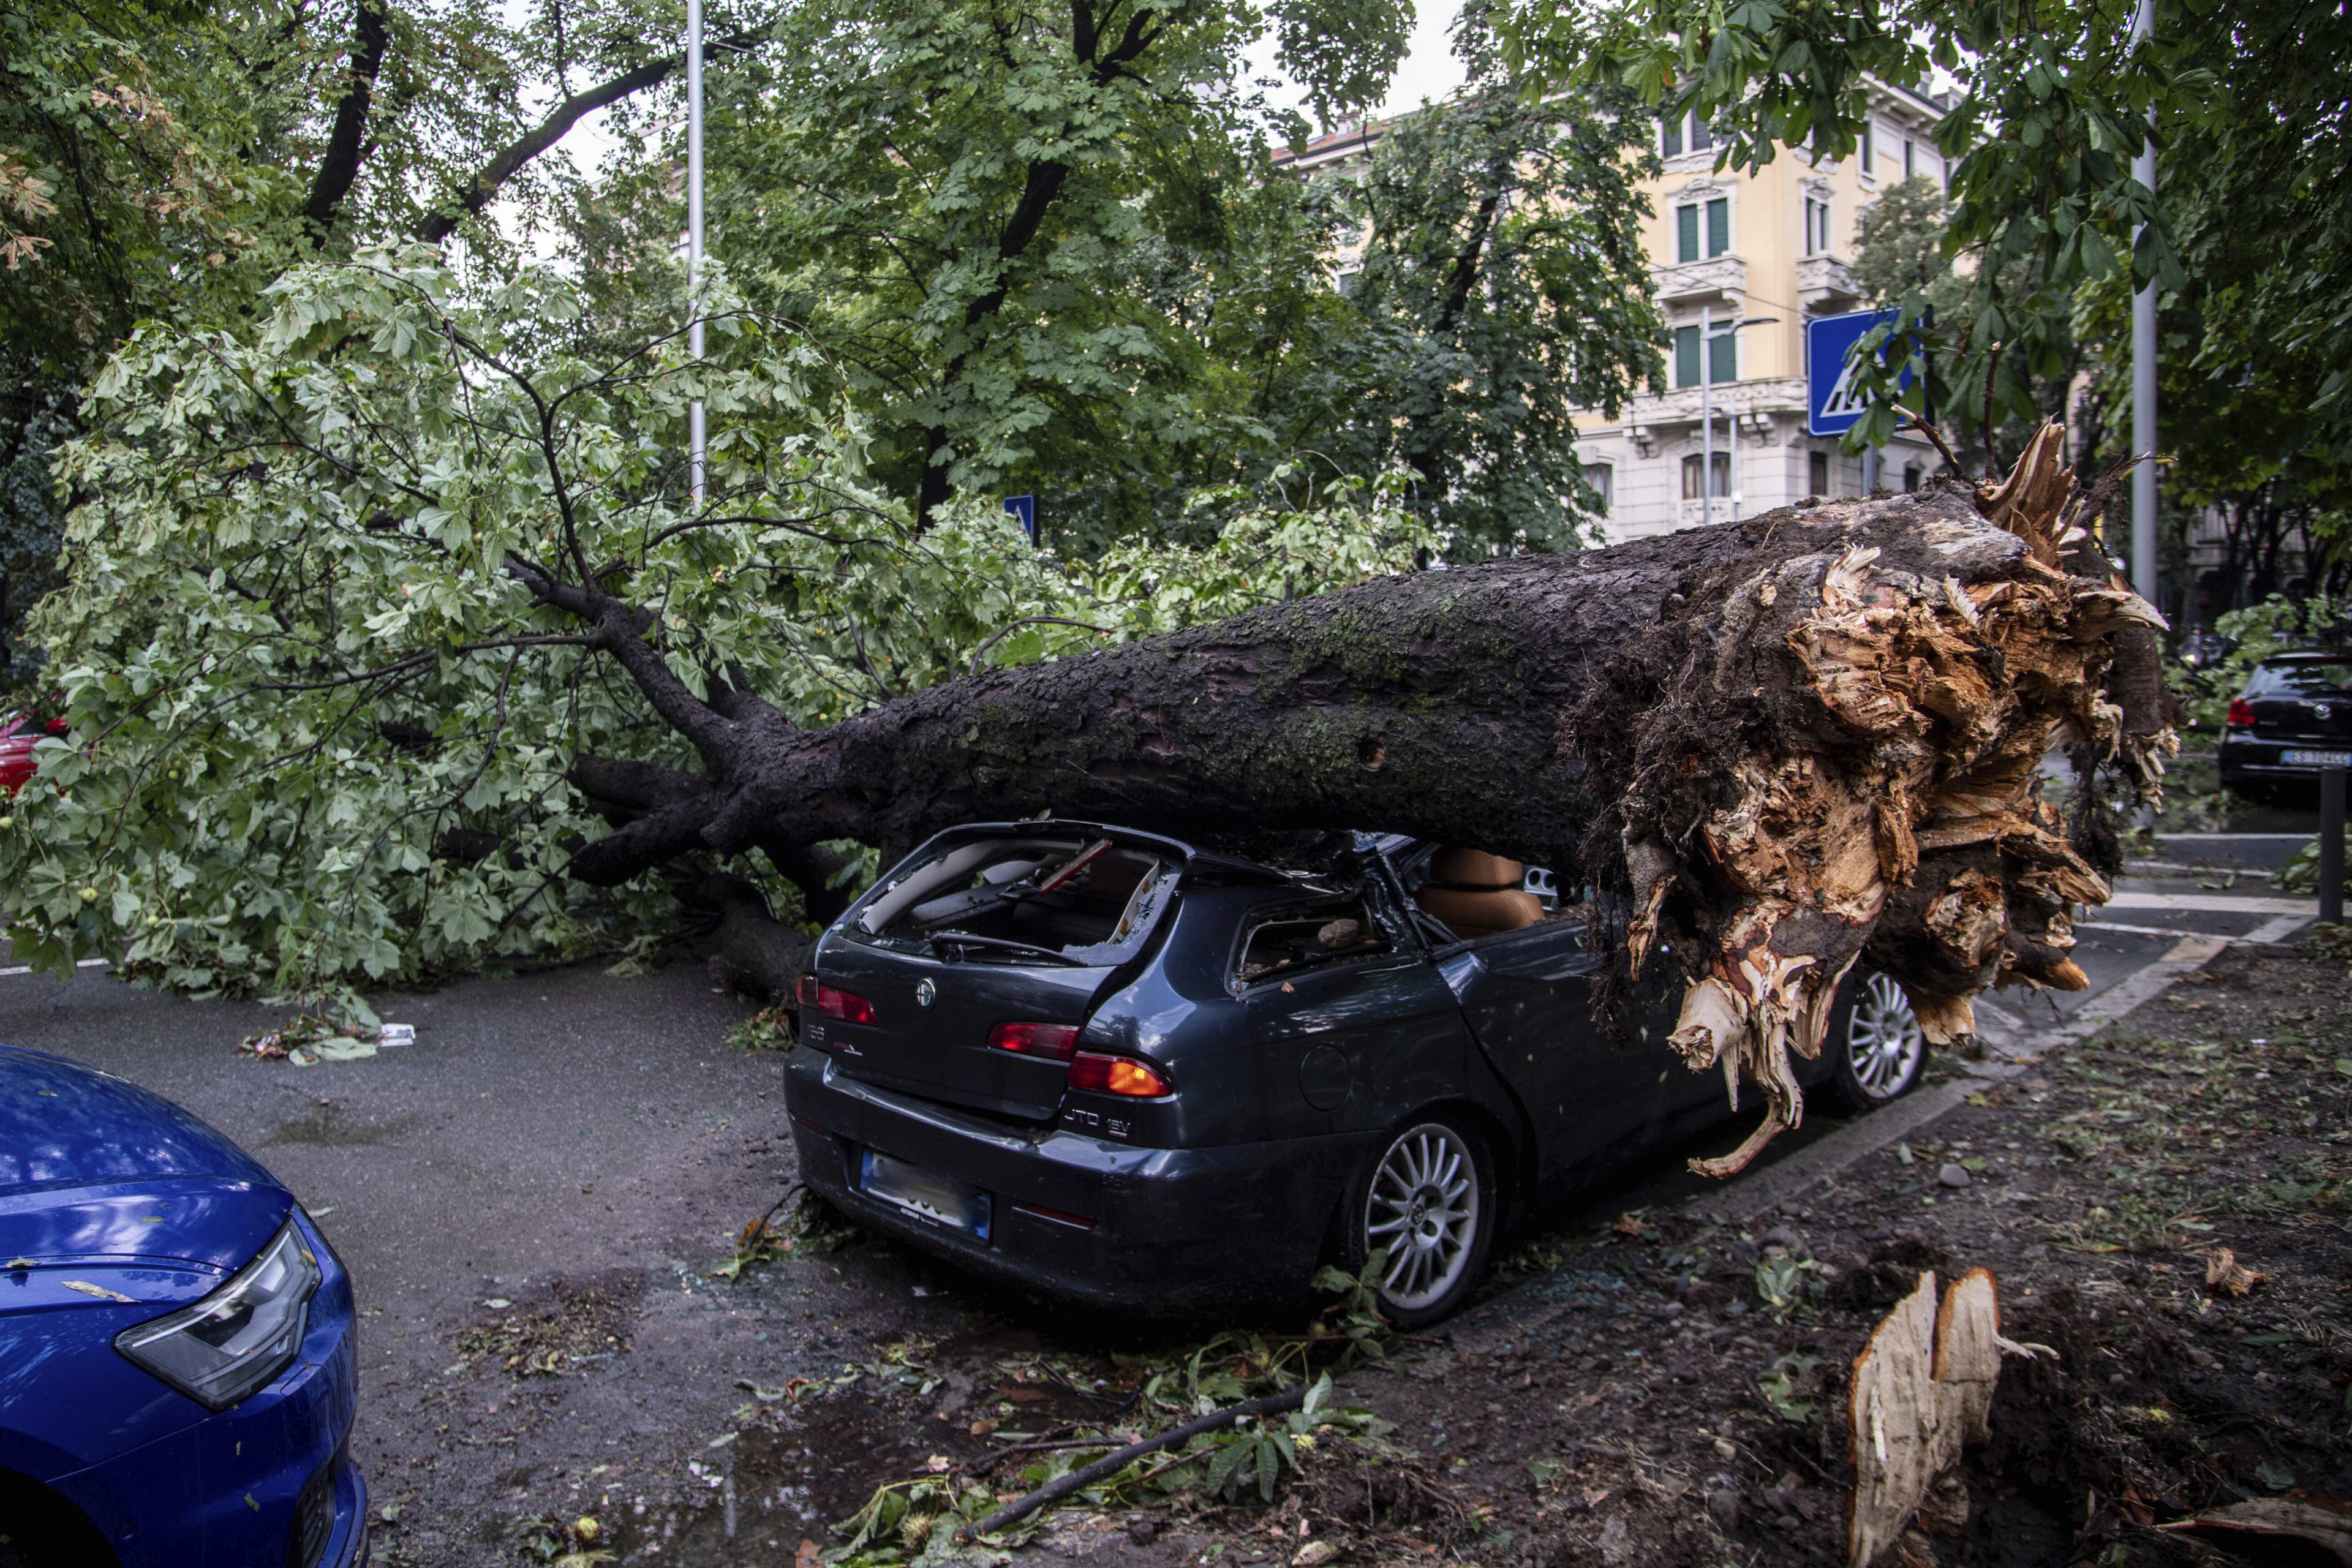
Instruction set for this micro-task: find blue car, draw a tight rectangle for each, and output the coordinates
[0,1044,366,1568]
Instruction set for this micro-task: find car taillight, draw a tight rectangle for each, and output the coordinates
[1068,1051,1171,1098]
[795,974,876,1025]
[989,1022,1080,1061]
[2226,698,2256,728]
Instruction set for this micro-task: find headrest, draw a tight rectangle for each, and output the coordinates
[1425,847,1525,892]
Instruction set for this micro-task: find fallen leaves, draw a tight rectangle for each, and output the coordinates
[62,1279,135,1302]
[2202,1248,2268,1298]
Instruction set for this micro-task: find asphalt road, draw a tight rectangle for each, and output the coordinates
[0,834,2321,1564]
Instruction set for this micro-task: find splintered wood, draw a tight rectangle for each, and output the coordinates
[1645,424,2176,1177]
[1846,1269,2037,1567]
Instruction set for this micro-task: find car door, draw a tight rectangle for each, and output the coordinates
[1437,918,1673,1188]
[1233,887,1480,1140]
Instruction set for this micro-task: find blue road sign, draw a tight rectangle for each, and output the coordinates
[1807,308,1915,437]
[1004,494,1036,542]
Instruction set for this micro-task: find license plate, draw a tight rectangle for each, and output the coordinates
[2282,749,2352,767]
[859,1149,992,1238]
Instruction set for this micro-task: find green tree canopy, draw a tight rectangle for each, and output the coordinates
[1301,61,1664,553]
[0,253,1433,998]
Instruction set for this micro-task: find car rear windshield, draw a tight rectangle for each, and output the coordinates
[2247,661,2352,697]
[847,836,1178,965]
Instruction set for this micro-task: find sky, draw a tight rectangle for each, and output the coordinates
[1368,1,1472,121]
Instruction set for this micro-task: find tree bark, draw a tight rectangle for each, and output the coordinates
[416,37,764,245]
[526,423,2175,1175]
[301,0,393,242]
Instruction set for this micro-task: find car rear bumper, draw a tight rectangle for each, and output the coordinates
[2219,734,2352,780]
[784,1047,1369,1311]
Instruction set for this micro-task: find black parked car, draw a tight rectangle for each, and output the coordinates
[2218,652,2352,794]
[783,823,1926,1325]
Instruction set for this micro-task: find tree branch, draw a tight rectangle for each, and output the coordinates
[418,31,766,244]
[302,0,393,243]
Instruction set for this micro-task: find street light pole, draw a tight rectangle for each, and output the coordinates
[2130,0,2157,605]
[687,0,706,505]
[1700,303,1714,529]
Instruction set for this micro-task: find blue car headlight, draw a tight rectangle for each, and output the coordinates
[114,1218,322,1411]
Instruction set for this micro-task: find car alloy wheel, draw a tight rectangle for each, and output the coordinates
[1362,1122,1483,1315]
[1841,971,1926,1102]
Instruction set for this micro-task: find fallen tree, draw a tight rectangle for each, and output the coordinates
[546,420,2174,1175]
[18,258,2170,1175]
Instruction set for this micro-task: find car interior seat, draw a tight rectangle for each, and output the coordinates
[1414,848,1544,938]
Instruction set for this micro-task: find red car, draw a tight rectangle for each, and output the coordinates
[1,714,66,795]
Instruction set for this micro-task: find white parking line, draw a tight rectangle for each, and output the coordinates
[2080,914,2313,943]
[2103,891,2318,915]
[2157,832,2315,840]
[0,959,112,978]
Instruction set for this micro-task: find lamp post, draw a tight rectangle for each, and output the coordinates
[2130,0,2157,605]
[687,0,706,504]
[1698,307,1777,527]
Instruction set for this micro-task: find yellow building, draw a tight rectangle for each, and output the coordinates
[1277,78,1953,543]
[1580,78,1953,541]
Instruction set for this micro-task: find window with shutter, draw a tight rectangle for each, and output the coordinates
[1675,325,1701,387]
[1661,115,1682,157]
[1676,205,1700,263]
[1709,325,1736,383]
[1706,198,1730,256]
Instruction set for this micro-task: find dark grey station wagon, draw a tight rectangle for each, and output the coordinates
[783,821,1924,1325]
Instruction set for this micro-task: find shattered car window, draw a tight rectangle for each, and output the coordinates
[849,837,1177,964]
[1235,899,1391,984]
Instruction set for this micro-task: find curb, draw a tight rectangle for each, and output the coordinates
[1716,927,2280,1222]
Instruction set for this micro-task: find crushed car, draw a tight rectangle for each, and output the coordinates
[784,822,1926,1325]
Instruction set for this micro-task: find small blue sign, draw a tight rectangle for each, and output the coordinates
[1807,309,1917,437]
[1003,494,1036,542]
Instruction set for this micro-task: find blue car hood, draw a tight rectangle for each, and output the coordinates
[0,1044,288,1273]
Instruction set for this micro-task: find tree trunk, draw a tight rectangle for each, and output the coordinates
[526,422,2174,1176]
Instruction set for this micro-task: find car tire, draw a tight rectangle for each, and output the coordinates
[1825,969,1928,1111]
[1338,1115,1496,1329]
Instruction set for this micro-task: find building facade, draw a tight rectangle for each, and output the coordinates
[1575,80,1953,543]
[1277,80,1954,546]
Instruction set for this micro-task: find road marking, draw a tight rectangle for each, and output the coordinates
[2103,891,2318,915]
[0,959,111,978]
[2242,912,2315,945]
[2079,920,2236,940]
[2157,832,2315,840]
[2125,861,2275,878]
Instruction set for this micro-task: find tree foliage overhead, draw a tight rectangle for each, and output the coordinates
[0,254,1433,998]
[0,0,1693,996]
[712,0,1412,538]
[1286,43,1662,554]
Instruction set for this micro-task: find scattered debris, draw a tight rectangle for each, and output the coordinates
[239,1014,409,1066]
[2159,1499,2352,1566]
[725,1004,794,1052]
[61,1279,135,1303]
[2203,1246,2269,1297]
[453,1282,631,1378]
